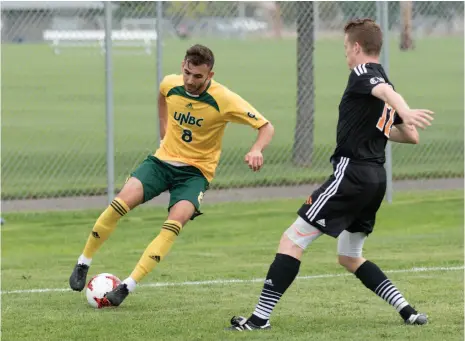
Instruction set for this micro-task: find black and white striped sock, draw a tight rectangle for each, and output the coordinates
[355,260,417,320]
[375,279,409,311]
[251,288,283,322]
[248,253,300,326]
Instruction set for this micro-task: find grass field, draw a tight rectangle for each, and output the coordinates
[2,36,464,198]
[1,190,463,340]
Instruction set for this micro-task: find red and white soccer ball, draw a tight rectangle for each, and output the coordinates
[86,273,121,308]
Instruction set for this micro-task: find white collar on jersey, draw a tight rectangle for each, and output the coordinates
[185,90,200,98]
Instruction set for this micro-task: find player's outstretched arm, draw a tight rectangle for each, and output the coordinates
[371,83,434,130]
[245,122,275,172]
[388,124,419,144]
[158,92,168,141]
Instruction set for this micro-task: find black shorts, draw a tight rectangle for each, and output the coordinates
[297,156,386,238]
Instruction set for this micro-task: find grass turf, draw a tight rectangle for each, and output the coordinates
[1,190,463,340]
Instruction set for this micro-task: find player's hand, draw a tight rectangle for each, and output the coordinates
[398,109,434,130]
[245,150,264,172]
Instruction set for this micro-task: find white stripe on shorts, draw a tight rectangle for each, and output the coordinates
[306,157,350,222]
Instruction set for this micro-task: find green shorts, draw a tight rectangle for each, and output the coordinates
[129,155,209,220]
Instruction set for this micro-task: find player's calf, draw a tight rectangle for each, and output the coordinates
[104,219,184,306]
[233,217,320,329]
[337,230,426,324]
[70,196,131,291]
[354,260,426,324]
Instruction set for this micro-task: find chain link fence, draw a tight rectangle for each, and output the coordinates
[2,1,463,201]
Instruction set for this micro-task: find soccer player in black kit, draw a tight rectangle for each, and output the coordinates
[228,18,434,331]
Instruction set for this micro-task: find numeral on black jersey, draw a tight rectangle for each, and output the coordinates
[376,104,396,138]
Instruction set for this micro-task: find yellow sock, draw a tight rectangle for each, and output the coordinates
[130,220,182,283]
[82,198,129,259]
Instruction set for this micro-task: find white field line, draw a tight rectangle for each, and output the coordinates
[2,265,463,295]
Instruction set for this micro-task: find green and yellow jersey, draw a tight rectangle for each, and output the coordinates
[154,74,269,182]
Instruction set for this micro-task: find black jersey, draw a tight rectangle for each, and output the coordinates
[331,63,403,165]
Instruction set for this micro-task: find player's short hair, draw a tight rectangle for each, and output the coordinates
[344,18,382,56]
[184,44,215,69]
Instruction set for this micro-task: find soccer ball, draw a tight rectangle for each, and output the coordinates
[86,273,121,308]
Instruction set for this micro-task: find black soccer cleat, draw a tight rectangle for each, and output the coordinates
[104,283,129,307]
[226,316,271,331]
[69,263,89,292]
[405,313,428,325]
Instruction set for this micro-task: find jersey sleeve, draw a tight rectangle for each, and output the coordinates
[159,74,179,96]
[223,91,269,129]
[348,64,387,95]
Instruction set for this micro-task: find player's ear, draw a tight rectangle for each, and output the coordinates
[208,71,215,80]
[181,60,185,71]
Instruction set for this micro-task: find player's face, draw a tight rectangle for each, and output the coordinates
[344,34,359,69]
[181,61,214,95]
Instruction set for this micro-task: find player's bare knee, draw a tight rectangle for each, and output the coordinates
[117,177,144,209]
[279,232,299,250]
[337,253,362,265]
[338,255,365,273]
[278,233,304,260]
[280,217,323,259]
[168,200,195,226]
